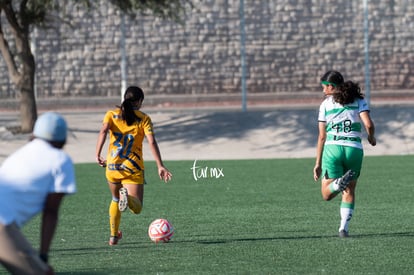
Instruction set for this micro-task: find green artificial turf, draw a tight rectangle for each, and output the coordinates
[8,156,414,274]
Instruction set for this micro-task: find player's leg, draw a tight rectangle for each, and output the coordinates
[339,147,363,237]
[321,177,335,200]
[0,223,51,274]
[321,170,355,201]
[107,181,123,245]
[123,183,143,214]
[121,171,144,214]
[321,145,355,201]
[339,182,356,237]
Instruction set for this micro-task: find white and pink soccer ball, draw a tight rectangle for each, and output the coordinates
[148,218,174,243]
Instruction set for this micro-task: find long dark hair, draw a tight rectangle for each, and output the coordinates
[334,81,364,105]
[119,86,145,126]
[321,70,364,105]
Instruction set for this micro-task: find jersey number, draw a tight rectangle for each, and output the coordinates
[332,119,352,133]
[113,132,134,158]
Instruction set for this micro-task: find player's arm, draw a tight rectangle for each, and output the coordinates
[96,122,109,166]
[40,193,65,262]
[145,133,172,182]
[360,111,376,146]
[314,121,326,181]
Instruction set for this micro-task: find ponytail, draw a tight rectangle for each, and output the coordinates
[333,81,364,105]
[118,86,145,126]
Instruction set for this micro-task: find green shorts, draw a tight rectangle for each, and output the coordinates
[322,144,364,179]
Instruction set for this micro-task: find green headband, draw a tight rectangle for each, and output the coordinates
[321,81,336,87]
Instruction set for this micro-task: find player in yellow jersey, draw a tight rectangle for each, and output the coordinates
[95,86,172,245]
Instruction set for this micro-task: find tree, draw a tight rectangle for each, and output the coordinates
[0,0,194,132]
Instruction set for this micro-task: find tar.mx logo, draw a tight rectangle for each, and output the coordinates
[191,160,224,181]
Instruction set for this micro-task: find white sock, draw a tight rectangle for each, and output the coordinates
[339,206,354,232]
[329,178,341,193]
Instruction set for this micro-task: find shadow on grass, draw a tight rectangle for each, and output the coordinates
[54,230,414,251]
[192,231,414,244]
[63,229,414,248]
[58,272,108,275]
[350,231,414,238]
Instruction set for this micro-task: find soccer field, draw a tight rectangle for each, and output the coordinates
[13,156,414,274]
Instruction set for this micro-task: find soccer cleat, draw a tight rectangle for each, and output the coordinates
[338,230,349,238]
[337,170,356,192]
[109,231,123,245]
[118,187,128,212]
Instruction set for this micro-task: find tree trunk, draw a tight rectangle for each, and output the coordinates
[13,44,38,132]
[0,16,38,132]
[16,31,37,133]
[19,80,37,133]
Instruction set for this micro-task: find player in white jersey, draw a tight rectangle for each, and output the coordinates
[0,112,77,274]
[313,71,376,238]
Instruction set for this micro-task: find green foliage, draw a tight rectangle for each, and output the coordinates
[15,156,414,274]
[23,0,56,26]
[2,0,194,28]
[108,0,194,21]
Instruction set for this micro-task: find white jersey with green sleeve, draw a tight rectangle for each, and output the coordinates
[318,96,369,149]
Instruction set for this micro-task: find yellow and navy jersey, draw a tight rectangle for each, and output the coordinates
[103,108,153,174]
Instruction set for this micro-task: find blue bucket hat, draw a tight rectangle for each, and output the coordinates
[33,112,67,142]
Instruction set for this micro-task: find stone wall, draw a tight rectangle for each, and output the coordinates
[1,0,414,98]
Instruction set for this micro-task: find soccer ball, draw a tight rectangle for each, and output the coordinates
[148,218,174,243]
